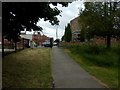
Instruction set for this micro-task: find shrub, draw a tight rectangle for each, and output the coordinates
[68,44,119,67]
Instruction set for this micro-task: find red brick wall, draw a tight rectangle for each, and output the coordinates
[94,36,120,45]
[32,33,49,46]
[16,38,24,49]
[4,38,30,49]
[70,17,80,32]
[4,39,14,49]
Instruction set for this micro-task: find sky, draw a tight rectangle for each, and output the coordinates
[26,0,85,40]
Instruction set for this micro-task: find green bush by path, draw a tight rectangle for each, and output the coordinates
[65,44,119,88]
[68,44,119,67]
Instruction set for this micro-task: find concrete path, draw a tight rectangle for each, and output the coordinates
[51,47,106,88]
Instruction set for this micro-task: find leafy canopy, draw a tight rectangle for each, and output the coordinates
[62,23,72,42]
[2,2,69,41]
[79,2,120,37]
[78,2,120,47]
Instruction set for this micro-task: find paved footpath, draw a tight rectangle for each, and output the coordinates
[51,47,107,88]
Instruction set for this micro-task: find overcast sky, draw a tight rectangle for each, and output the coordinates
[26,0,85,40]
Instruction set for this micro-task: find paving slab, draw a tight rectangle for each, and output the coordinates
[51,47,107,88]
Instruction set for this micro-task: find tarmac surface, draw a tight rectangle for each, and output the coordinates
[51,47,107,88]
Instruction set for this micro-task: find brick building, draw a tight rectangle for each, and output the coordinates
[94,36,120,46]
[32,32,49,46]
[70,17,81,42]
[32,32,41,46]
[70,17,120,45]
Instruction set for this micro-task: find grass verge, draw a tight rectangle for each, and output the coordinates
[3,48,52,88]
[64,45,119,89]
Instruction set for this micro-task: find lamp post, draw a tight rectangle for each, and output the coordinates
[56,25,58,39]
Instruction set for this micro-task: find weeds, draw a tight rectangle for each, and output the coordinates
[68,44,119,67]
[64,44,119,88]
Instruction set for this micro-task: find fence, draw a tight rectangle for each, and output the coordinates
[60,37,120,47]
[4,38,30,50]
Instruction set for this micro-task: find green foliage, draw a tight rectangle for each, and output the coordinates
[2,2,69,41]
[79,27,85,42]
[68,44,119,67]
[78,2,120,48]
[66,48,118,88]
[63,23,72,42]
[61,35,65,41]
[54,39,60,45]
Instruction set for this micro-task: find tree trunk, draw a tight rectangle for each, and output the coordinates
[22,38,24,49]
[106,35,111,48]
[14,40,17,52]
[2,35,4,58]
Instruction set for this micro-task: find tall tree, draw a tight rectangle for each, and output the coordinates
[78,2,120,48]
[2,2,69,57]
[61,35,65,41]
[63,23,72,42]
[2,2,68,39]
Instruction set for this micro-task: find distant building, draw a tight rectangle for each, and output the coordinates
[32,32,50,46]
[20,34,32,48]
[32,32,41,46]
[70,17,81,42]
[41,35,49,43]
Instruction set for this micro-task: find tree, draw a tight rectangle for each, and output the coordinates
[78,2,120,48]
[2,2,69,57]
[2,2,68,39]
[63,23,72,42]
[54,39,60,46]
[61,35,65,41]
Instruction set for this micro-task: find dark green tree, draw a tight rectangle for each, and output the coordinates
[2,2,69,57]
[63,23,72,42]
[78,2,120,48]
[54,39,60,46]
[61,35,65,41]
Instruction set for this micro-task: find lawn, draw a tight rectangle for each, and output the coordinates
[2,48,52,88]
[64,44,119,89]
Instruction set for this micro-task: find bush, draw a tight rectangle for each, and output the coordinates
[68,44,119,67]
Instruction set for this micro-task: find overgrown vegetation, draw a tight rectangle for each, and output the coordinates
[78,2,120,48]
[3,48,52,88]
[65,44,119,89]
[69,44,119,67]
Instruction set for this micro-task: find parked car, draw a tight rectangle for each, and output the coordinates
[42,40,51,47]
[53,42,57,46]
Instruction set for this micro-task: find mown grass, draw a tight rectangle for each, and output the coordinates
[3,48,52,88]
[64,44,119,89]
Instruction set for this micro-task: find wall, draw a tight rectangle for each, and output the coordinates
[70,17,81,42]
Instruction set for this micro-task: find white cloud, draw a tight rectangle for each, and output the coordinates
[35,0,84,40]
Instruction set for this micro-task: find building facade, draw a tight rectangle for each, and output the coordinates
[69,17,120,45]
[32,32,50,46]
[70,17,81,42]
